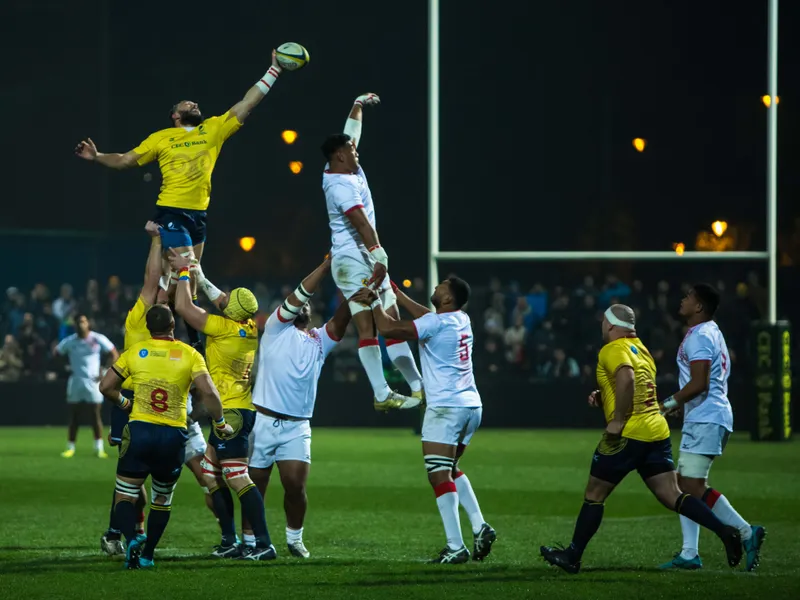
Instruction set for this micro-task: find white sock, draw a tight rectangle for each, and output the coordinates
[434,482,464,551]
[454,472,484,534]
[679,515,700,559]
[358,341,391,401]
[66,441,76,451]
[386,341,423,392]
[94,438,104,451]
[286,527,303,544]
[243,533,256,548]
[711,494,751,540]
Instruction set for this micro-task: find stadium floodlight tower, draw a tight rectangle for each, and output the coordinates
[427,0,789,441]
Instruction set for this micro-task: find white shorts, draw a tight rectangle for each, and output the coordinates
[184,421,207,463]
[678,422,731,479]
[332,251,394,315]
[66,376,103,404]
[421,406,482,447]
[249,412,311,469]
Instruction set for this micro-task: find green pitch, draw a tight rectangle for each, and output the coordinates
[0,427,798,599]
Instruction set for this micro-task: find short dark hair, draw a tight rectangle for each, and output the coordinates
[692,283,720,317]
[447,276,471,309]
[321,134,351,161]
[146,304,174,335]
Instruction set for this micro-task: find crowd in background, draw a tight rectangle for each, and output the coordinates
[0,273,768,385]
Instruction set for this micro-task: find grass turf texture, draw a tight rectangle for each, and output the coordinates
[0,428,797,599]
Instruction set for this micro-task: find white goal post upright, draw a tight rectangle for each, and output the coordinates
[427,0,779,324]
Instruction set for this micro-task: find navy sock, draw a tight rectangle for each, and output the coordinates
[107,488,121,536]
[210,486,237,546]
[238,484,272,548]
[114,500,138,545]
[675,493,726,536]
[142,505,171,560]
[570,499,605,558]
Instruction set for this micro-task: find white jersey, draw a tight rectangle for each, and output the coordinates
[323,165,376,259]
[677,321,733,431]
[56,332,115,380]
[413,311,481,409]
[252,308,340,419]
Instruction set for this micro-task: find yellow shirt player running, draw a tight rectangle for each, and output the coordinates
[74,50,288,261]
[99,304,230,569]
[540,304,743,574]
[167,252,276,560]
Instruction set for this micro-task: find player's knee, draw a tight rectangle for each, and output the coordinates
[677,453,712,488]
[115,477,141,505]
[425,454,455,486]
[151,478,177,508]
[221,460,252,491]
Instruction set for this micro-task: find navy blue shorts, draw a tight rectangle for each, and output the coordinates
[590,434,675,485]
[109,389,134,447]
[117,421,188,480]
[153,207,207,249]
[209,408,256,460]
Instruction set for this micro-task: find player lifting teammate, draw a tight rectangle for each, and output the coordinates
[169,251,275,560]
[99,304,232,569]
[539,305,743,573]
[322,93,423,410]
[658,284,765,571]
[74,50,288,346]
[246,256,352,558]
[354,278,496,564]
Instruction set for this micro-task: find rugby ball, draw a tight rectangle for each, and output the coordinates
[276,43,310,71]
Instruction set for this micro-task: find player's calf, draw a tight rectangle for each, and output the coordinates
[221,458,275,554]
[141,478,178,562]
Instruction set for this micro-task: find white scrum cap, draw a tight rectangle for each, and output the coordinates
[604,304,635,330]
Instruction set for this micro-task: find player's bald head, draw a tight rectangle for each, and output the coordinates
[146,304,175,336]
[602,304,636,343]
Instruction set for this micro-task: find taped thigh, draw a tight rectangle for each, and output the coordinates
[424,454,455,474]
[678,452,714,479]
[221,460,250,482]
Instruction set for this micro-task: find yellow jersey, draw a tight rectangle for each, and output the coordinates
[112,337,208,429]
[596,337,670,442]
[203,315,258,410]
[133,112,242,211]
[121,296,153,391]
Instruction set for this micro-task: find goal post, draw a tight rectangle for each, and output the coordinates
[426,0,790,440]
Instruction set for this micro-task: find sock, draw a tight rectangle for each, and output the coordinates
[210,486,237,546]
[675,493,726,537]
[114,500,138,545]
[704,488,752,541]
[94,437,104,452]
[66,441,76,452]
[238,484,272,548]
[570,499,605,559]
[243,533,256,548]
[142,505,171,560]
[107,488,121,535]
[454,471,485,534]
[385,340,423,393]
[433,481,464,551]
[679,515,700,559]
[358,340,391,401]
[286,527,303,544]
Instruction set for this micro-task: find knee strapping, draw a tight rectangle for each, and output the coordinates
[424,454,455,474]
[201,455,221,477]
[115,478,141,500]
[151,478,177,507]
[222,461,249,482]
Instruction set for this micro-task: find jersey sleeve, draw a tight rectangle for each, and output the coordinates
[317,323,341,359]
[684,331,715,362]
[264,307,295,337]
[329,180,364,215]
[205,111,242,144]
[96,334,116,353]
[112,350,131,380]
[190,350,210,379]
[599,343,633,375]
[203,314,233,338]
[125,296,150,331]
[413,312,441,342]
[55,336,71,355]
[132,132,161,166]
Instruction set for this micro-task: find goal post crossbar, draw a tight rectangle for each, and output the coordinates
[434,251,769,262]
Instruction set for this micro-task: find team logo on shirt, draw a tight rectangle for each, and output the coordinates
[239,329,247,337]
[630,345,638,354]
[139,349,149,358]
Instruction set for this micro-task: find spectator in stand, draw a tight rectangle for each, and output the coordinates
[526,283,548,325]
[573,275,598,300]
[36,302,61,345]
[0,334,24,382]
[104,275,122,317]
[549,292,571,335]
[503,315,527,367]
[29,283,50,316]
[512,296,535,332]
[80,279,101,317]
[17,313,47,378]
[529,318,556,368]
[538,347,580,380]
[628,279,649,310]
[598,275,631,306]
[6,289,27,336]
[53,284,77,321]
[483,293,506,339]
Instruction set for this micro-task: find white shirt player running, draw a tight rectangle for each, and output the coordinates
[677,320,733,432]
[252,309,340,420]
[413,311,481,409]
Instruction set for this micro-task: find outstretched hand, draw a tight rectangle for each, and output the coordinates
[74,138,98,161]
[144,221,161,238]
[354,93,380,107]
[351,288,378,306]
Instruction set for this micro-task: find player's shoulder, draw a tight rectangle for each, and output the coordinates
[61,333,78,343]
[689,321,720,344]
[600,338,633,361]
[145,127,179,142]
[322,169,359,189]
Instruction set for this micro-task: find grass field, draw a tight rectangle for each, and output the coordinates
[0,427,798,599]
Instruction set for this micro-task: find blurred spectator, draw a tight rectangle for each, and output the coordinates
[53,284,76,320]
[105,275,123,316]
[17,313,47,377]
[529,319,556,367]
[512,296,534,331]
[573,275,597,300]
[36,302,60,345]
[525,283,548,325]
[483,293,506,338]
[538,348,580,379]
[599,275,631,306]
[503,315,527,366]
[29,283,50,316]
[549,292,571,335]
[0,334,24,382]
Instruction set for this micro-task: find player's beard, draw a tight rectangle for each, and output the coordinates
[430,294,440,309]
[179,110,203,127]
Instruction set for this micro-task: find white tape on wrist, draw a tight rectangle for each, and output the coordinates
[662,397,679,411]
[370,298,382,310]
[255,65,282,95]
[369,245,388,269]
[604,307,634,329]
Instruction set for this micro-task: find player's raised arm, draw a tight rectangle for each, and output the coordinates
[352,288,417,341]
[141,221,163,304]
[227,50,283,125]
[74,137,142,170]
[168,250,210,333]
[325,293,353,342]
[344,207,388,286]
[343,93,380,148]
[390,281,432,320]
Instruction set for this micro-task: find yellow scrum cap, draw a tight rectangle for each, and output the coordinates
[224,288,259,322]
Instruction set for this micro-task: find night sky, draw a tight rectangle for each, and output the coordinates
[3,0,798,284]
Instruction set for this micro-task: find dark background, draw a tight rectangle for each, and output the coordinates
[3,1,798,284]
